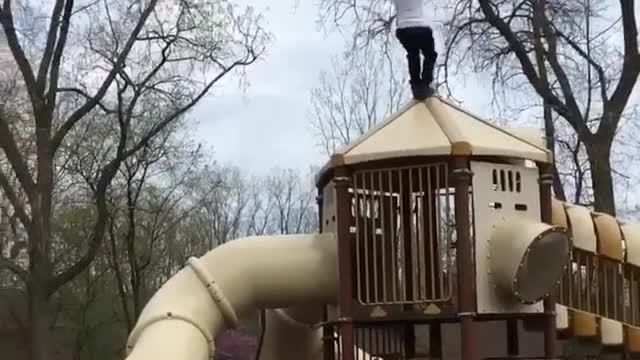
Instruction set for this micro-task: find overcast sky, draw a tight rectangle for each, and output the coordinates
[188,1,506,176]
[189,2,340,175]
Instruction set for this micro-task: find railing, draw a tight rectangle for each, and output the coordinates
[350,163,455,306]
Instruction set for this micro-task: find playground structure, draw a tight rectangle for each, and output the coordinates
[125,96,640,360]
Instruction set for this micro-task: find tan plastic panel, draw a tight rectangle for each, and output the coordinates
[344,103,451,164]
[551,198,568,228]
[600,318,624,346]
[627,326,640,353]
[572,310,598,337]
[622,223,640,266]
[426,97,550,163]
[593,212,624,261]
[505,127,546,149]
[565,204,597,253]
[260,308,324,360]
[556,304,569,330]
[471,160,543,314]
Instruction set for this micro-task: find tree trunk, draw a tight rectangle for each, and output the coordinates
[28,279,51,360]
[586,141,616,216]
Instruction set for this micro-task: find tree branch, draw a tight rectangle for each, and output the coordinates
[553,28,608,112]
[36,0,66,93]
[120,62,254,161]
[536,1,584,132]
[50,0,160,154]
[477,0,575,124]
[0,256,27,281]
[46,0,75,111]
[57,88,115,113]
[605,0,640,130]
[0,118,36,202]
[0,0,39,108]
[0,168,31,228]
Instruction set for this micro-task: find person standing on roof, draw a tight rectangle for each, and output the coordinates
[391,0,438,100]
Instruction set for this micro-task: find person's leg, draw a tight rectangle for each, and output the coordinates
[418,27,438,86]
[396,28,422,85]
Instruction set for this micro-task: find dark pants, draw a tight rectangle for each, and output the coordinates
[396,26,437,86]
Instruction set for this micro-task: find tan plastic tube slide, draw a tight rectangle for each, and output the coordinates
[258,305,325,360]
[125,233,337,360]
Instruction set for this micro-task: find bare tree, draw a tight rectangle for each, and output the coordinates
[0,0,268,358]
[104,125,208,332]
[309,40,407,155]
[444,0,639,216]
[188,165,250,248]
[243,176,276,236]
[265,168,317,235]
[318,0,639,216]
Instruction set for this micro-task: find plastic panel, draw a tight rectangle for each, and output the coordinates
[627,326,640,353]
[551,198,568,228]
[472,161,543,314]
[622,223,640,266]
[600,318,624,346]
[572,310,598,337]
[593,212,624,261]
[556,304,569,330]
[565,204,597,253]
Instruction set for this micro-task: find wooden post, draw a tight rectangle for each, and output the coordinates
[335,167,355,360]
[539,162,558,358]
[452,157,478,360]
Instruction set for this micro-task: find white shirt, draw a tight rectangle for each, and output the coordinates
[392,0,429,29]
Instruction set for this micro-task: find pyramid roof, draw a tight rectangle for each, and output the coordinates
[316,96,551,183]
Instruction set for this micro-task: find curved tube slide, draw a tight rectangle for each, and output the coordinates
[126,233,337,360]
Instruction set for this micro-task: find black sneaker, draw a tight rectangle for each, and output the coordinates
[411,81,433,100]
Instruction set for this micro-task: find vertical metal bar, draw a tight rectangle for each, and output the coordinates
[538,162,557,358]
[363,173,371,304]
[370,171,379,304]
[322,307,335,360]
[632,270,637,325]
[430,323,442,359]
[577,255,583,309]
[507,319,519,356]
[435,163,442,299]
[445,163,452,297]
[379,171,387,304]
[404,324,415,359]
[334,167,354,360]
[417,166,425,301]
[604,261,610,317]
[389,170,398,303]
[611,263,620,320]
[595,257,601,315]
[453,157,478,360]
[588,253,597,313]
[354,174,362,304]
[354,327,359,360]
[399,168,407,302]
[409,166,416,300]
[427,165,436,300]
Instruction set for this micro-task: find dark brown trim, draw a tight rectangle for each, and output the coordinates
[315,154,536,188]
[430,323,442,358]
[507,319,519,356]
[334,167,354,360]
[452,157,479,360]
[538,162,558,358]
[322,306,335,360]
